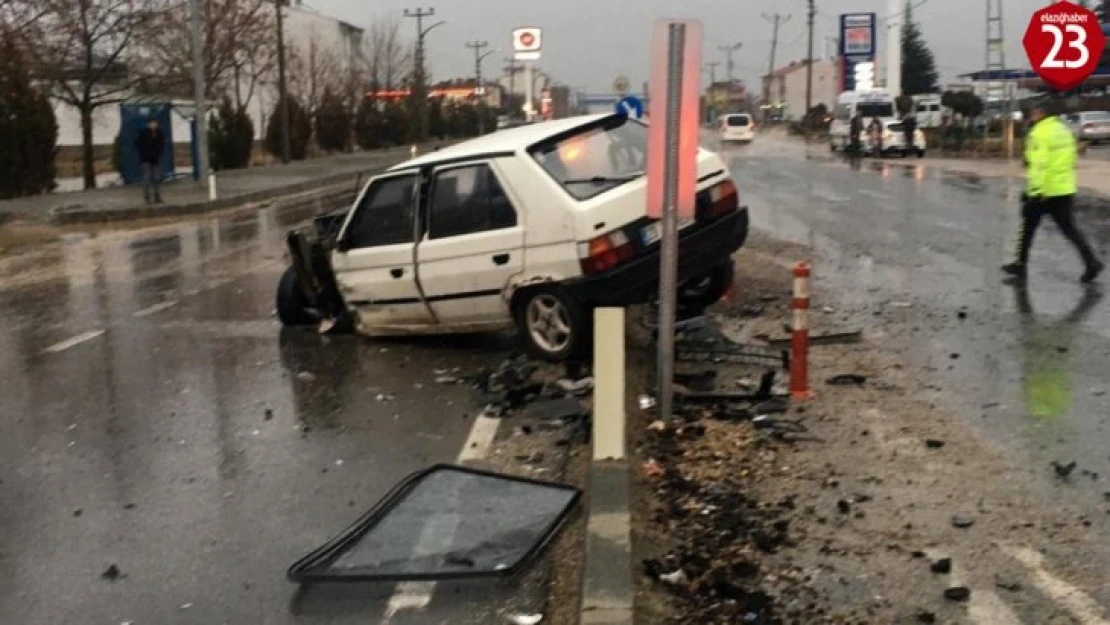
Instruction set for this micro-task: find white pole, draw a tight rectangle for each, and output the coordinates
[886,0,902,97]
[592,308,626,460]
[524,62,534,121]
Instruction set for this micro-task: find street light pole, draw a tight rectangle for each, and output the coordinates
[404,7,443,141]
[275,0,290,164]
[189,0,209,183]
[805,0,815,115]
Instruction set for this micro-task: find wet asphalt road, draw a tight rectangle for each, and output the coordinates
[725,135,1110,517]
[0,201,540,623]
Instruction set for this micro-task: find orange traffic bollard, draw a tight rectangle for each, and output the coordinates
[790,262,813,400]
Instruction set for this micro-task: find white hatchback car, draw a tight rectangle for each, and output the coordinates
[719,113,755,143]
[277,114,750,360]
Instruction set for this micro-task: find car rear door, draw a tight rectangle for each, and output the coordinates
[331,171,434,329]
[415,161,525,326]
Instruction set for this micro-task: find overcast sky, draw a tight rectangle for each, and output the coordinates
[308,0,1054,93]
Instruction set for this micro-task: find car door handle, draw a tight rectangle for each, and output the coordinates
[390,267,404,279]
[492,253,510,265]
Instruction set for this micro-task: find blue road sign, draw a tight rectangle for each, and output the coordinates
[615,95,644,118]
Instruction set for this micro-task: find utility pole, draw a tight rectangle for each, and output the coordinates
[404,7,443,141]
[887,0,903,96]
[805,0,815,115]
[504,56,517,116]
[718,42,742,82]
[275,0,290,164]
[189,0,209,183]
[465,40,495,134]
[761,13,790,106]
[705,61,719,85]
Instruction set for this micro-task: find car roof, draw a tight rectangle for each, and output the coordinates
[723,113,750,117]
[389,114,612,171]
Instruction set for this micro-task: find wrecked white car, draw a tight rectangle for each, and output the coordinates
[277,113,749,361]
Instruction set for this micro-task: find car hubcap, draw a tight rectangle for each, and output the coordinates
[526,295,572,354]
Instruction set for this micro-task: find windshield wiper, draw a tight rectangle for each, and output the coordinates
[561,173,642,186]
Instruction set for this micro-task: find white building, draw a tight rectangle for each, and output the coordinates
[49,0,364,147]
[761,59,840,120]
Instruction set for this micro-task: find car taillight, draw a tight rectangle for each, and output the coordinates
[705,179,739,219]
[578,230,635,275]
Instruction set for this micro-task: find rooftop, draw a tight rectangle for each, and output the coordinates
[391,114,610,170]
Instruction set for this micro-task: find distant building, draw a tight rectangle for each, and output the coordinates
[46,0,364,147]
[761,59,839,120]
[704,80,751,123]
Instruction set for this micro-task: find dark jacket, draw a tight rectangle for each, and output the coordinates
[135,128,165,165]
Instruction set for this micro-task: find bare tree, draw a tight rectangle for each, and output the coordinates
[34,0,161,190]
[139,0,274,106]
[287,28,345,114]
[363,15,411,93]
[0,0,46,38]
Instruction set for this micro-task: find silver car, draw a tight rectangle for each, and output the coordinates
[1063,111,1110,144]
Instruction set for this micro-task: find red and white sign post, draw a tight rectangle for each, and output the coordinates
[1023,1,1105,91]
[647,19,702,421]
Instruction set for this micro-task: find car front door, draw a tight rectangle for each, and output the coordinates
[415,161,525,326]
[332,171,434,330]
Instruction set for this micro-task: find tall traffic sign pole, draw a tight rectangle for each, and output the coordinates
[275,0,290,164]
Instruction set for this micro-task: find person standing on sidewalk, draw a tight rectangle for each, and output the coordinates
[1003,101,1103,283]
[135,118,165,205]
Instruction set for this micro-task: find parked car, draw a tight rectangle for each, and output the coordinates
[276,113,750,361]
[719,113,755,143]
[1063,111,1110,144]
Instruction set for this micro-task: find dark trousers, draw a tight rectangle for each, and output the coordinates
[904,129,915,149]
[1015,194,1100,268]
[141,162,162,204]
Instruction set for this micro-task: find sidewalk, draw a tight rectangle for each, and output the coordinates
[0,145,432,224]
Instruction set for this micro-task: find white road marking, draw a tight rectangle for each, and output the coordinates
[42,330,105,354]
[1004,545,1110,624]
[382,414,502,621]
[133,300,179,318]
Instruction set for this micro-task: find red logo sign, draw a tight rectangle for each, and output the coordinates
[1023,1,1105,91]
[519,32,535,47]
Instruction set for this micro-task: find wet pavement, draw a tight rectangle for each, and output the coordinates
[725,136,1110,521]
[0,200,542,623]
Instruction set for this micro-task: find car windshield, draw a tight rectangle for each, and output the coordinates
[858,102,894,118]
[530,116,648,200]
[726,116,750,127]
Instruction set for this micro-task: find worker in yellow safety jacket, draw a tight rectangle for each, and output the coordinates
[1002,100,1103,284]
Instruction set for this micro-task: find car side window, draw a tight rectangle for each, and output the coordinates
[345,175,417,249]
[428,165,517,240]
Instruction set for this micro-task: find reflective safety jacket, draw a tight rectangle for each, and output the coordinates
[1024,115,1077,198]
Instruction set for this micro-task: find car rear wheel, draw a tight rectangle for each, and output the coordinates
[678,260,735,311]
[514,287,590,362]
[276,265,317,326]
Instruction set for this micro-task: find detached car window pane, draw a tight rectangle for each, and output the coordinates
[531,117,647,200]
[429,165,517,239]
[346,175,416,249]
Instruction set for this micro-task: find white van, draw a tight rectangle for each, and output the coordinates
[912,94,946,128]
[829,90,897,151]
[719,113,755,143]
[277,114,750,361]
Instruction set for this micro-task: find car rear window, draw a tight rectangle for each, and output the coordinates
[887,123,904,131]
[858,102,894,118]
[726,116,751,127]
[530,116,647,201]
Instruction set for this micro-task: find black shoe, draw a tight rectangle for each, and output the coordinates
[1081,260,1104,284]
[1001,263,1027,279]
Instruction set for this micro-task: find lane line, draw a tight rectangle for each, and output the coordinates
[133,300,179,318]
[42,330,106,354]
[382,414,502,621]
[1004,545,1110,624]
